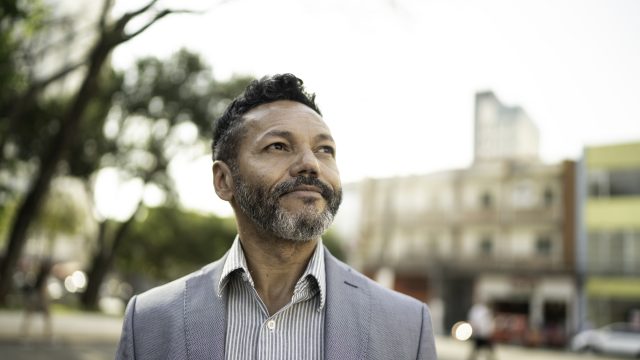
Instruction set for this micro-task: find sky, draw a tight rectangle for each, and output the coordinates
[107,0,640,216]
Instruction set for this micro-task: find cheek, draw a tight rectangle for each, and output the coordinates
[323,165,341,188]
[244,159,286,183]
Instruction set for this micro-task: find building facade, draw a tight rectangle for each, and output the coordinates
[344,160,576,345]
[333,91,577,346]
[578,141,640,328]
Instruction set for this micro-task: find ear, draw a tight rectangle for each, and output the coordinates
[212,160,234,201]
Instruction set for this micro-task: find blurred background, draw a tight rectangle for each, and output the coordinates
[1,0,639,359]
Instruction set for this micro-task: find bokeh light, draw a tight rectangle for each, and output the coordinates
[452,321,473,341]
[63,270,87,293]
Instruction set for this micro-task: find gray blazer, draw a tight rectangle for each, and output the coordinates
[116,248,437,359]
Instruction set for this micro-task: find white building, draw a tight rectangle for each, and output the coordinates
[474,91,539,163]
[333,91,577,347]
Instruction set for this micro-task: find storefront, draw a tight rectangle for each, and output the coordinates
[475,274,575,347]
[586,277,640,327]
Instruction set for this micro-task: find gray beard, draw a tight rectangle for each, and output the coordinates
[233,174,342,242]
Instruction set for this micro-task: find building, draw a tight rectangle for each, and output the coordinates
[578,141,640,328]
[334,91,577,346]
[474,91,539,163]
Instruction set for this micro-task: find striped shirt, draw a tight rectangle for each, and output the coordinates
[218,237,326,360]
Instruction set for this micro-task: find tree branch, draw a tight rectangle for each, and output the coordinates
[124,0,161,20]
[99,0,114,31]
[122,9,196,43]
[32,61,86,90]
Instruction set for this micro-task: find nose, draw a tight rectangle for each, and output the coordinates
[290,148,320,177]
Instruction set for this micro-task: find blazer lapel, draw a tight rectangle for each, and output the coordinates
[184,256,227,360]
[324,249,370,360]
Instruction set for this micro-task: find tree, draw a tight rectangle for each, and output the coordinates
[78,50,253,308]
[0,0,55,202]
[117,206,236,284]
[323,229,347,262]
[0,0,194,304]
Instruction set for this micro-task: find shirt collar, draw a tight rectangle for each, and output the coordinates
[218,235,250,294]
[217,236,327,310]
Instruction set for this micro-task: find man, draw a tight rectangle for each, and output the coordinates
[467,301,496,360]
[116,74,437,359]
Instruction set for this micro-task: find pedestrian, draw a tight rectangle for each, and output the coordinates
[20,258,53,341]
[467,300,496,360]
[116,73,438,359]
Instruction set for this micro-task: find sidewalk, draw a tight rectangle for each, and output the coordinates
[0,310,627,360]
[436,335,626,360]
[0,310,122,343]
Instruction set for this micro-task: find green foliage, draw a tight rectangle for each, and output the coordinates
[0,200,17,245]
[323,229,347,262]
[118,49,253,132]
[67,68,124,179]
[0,0,46,102]
[0,0,66,202]
[116,206,237,281]
[116,205,350,281]
[95,49,253,202]
[35,179,87,237]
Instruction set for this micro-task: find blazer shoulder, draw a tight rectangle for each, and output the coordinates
[324,250,436,359]
[366,274,425,310]
[135,256,225,313]
[325,249,423,310]
[117,257,227,360]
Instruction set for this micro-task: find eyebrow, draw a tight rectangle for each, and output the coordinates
[314,133,335,143]
[261,130,335,144]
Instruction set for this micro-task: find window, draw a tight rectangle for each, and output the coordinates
[588,170,608,197]
[543,188,554,207]
[610,169,640,196]
[480,192,493,209]
[631,232,640,272]
[480,236,493,255]
[536,235,552,256]
[587,232,605,271]
[610,233,625,271]
[589,169,640,197]
[588,231,638,273]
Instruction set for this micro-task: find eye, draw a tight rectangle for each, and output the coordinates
[266,142,288,151]
[317,145,335,156]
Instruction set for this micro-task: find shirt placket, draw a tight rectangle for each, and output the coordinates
[253,279,316,360]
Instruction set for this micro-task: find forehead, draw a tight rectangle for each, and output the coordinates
[241,100,331,136]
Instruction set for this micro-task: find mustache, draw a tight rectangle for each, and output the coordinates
[272,176,335,201]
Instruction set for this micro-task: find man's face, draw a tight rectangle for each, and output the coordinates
[230,100,342,241]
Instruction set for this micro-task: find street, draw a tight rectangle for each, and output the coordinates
[0,340,116,360]
[0,310,630,360]
[0,337,631,360]
[436,336,628,360]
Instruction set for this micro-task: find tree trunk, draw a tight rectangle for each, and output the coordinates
[0,37,113,304]
[81,204,140,309]
[0,1,187,305]
[80,220,108,309]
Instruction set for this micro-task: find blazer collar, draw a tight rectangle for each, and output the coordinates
[184,255,228,360]
[324,248,370,360]
[182,249,371,360]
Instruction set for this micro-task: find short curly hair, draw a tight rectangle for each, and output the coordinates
[211,73,322,164]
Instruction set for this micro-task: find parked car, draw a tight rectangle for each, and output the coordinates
[571,322,640,358]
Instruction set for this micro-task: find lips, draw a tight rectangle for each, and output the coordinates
[283,185,323,199]
[290,185,322,194]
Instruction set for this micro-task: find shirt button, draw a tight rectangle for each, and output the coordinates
[267,320,276,330]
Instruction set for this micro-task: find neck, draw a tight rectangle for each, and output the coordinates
[236,218,319,315]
